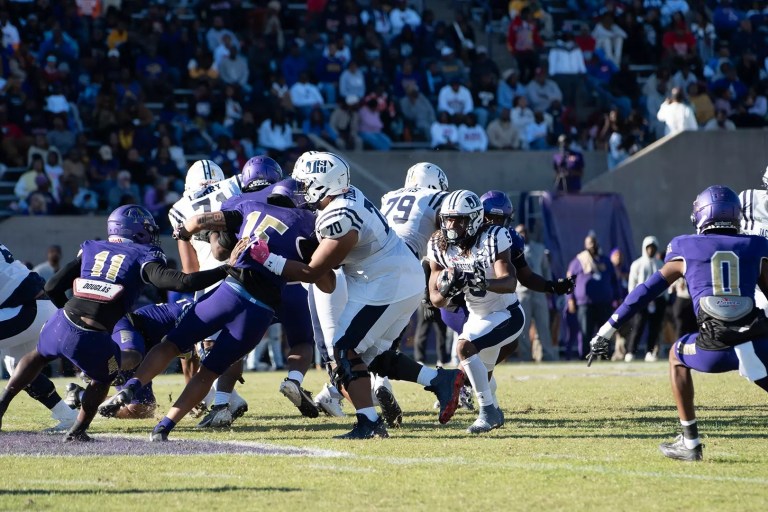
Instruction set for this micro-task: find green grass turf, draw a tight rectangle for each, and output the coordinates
[2,362,768,512]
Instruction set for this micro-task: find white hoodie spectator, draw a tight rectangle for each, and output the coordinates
[258,117,294,152]
[389,3,421,36]
[457,115,488,152]
[437,83,474,116]
[290,77,325,108]
[430,113,459,148]
[339,62,366,99]
[548,38,586,75]
[656,88,698,136]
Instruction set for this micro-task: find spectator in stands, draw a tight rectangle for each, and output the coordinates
[497,69,527,112]
[281,43,308,87]
[605,109,630,170]
[258,108,294,157]
[14,154,47,203]
[592,12,627,66]
[316,41,344,104]
[61,148,87,188]
[687,82,715,127]
[703,108,736,131]
[89,144,119,201]
[290,72,325,121]
[339,60,366,101]
[472,71,497,128]
[302,107,339,147]
[46,115,75,156]
[711,63,747,105]
[44,148,63,201]
[656,87,698,135]
[625,235,667,362]
[330,95,362,150]
[524,111,551,150]
[144,176,176,229]
[487,107,521,150]
[470,46,500,86]
[437,79,474,117]
[107,170,141,212]
[358,97,392,151]
[32,244,62,282]
[361,0,393,41]
[393,59,421,98]
[269,73,293,113]
[548,29,587,107]
[527,67,563,113]
[691,10,717,64]
[435,46,467,85]
[457,113,488,152]
[391,25,419,63]
[430,110,459,150]
[566,232,620,359]
[399,84,436,141]
[206,16,239,53]
[389,0,421,37]
[662,15,697,64]
[27,132,49,167]
[264,1,285,53]
[507,7,543,84]
[553,134,584,192]
[219,47,250,92]
[670,62,698,94]
[511,95,535,137]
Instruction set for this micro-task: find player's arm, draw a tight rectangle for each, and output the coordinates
[44,257,82,307]
[177,239,199,273]
[485,248,517,294]
[176,211,231,236]
[428,259,450,308]
[281,233,354,292]
[210,231,237,261]
[142,261,230,292]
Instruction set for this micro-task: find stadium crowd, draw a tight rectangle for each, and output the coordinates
[1,0,767,216]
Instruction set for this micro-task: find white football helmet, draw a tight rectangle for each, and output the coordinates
[439,190,484,244]
[405,162,448,191]
[292,151,350,205]
[185,160,225,192]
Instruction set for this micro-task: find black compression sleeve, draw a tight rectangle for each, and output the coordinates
[44,258,81,307]
[143,262,229,292]
[222,210,244,234]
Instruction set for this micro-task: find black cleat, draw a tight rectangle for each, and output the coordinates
[196,404,233,429]
[426,368,465,424]
[64,383,84,409]
[150,428,170,442]
[98,389,134,418]
[374,386,402,428]
[64,429,92,443]
[659,435,703,461]
[279,378,320,418]
[333,413,389,440]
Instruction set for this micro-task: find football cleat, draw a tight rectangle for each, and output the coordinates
[458,385,475,411]
[98,389,134,418]
[314,384,345,417]
[196,404,233,429]
[374,385,403,428]
[333,413,389,440]
[467,405,504,434]
[279,378,320,418]
[64,429,93,442]
[150,429,170,442]
[659,435,703,462]
[426,368,465,424]
[64,383,84,409]
[229,395,249,421]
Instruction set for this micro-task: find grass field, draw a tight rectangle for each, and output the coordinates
[2,362,768,512]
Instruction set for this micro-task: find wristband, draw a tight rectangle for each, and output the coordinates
[597,323,617,339]
[263,253,287,275]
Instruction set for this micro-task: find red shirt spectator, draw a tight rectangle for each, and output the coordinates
[662,21,696,59]
[506,12,543,54]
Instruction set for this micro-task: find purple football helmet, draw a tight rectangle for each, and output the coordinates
[481,190,514,228]
[107,205,160,245]
[241,156,283,192]
[690,185,741,233]
[268,178,307,208]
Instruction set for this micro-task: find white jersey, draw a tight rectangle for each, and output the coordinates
[428,225,517,316]
[168,175,242,271]
[380,187,448,259]
[315,186,423,304]
[739,188,768,237]
[739,188,768,312]
[0,243,36,307]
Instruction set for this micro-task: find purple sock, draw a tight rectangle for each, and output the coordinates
[124,378,142,392]
[153,416,176,434]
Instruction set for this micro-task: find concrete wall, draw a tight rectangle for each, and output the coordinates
[582,129,768,249]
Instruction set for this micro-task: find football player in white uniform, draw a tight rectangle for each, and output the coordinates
[427,190,525,434]
[251,151,465,438]
[169,159,248,426]
[0,242,77,431]
[738,166,768,313]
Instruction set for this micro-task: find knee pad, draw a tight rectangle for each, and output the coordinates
[24,374,59,409]
[332,355,368,390]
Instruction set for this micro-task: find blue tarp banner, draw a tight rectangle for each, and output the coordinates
[540,192,636,278]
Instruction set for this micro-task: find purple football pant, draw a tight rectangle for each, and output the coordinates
[440,305,469,334]
[673,334,768,375]
[36,309,121,384]
[275,283,313,348]
[164,279,273,375]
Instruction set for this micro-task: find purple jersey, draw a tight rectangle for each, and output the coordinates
[665,234,768,316]
[76,240,166,313]
[507,228,527,270]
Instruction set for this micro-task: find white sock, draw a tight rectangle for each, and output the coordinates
[461,355,493,407]
[203,386,215,408]
[287,370,304,384]
[374,374,392,391]
[51,400,73,419]
[230,388,243,404]
[357,406,379,422]
[213,391,231,406]
[489,376,499,408]
[416,366,439,387]
[328,384,343,400]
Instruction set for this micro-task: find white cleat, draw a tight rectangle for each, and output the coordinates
[314,384,345,417]
[44,408,78,433]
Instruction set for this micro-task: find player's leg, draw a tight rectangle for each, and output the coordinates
[516,294,534,362]
[197,359,247,428]
[0,350,51,429]
[660,336,703,460]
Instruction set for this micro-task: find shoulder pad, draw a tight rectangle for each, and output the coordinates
[317,210,357,239]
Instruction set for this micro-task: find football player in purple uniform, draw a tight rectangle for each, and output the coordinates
[588,186,768,461]
[99,183,328,441]
[0,206,229,441]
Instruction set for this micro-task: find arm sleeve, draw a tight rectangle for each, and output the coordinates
[44,258,81,308]
[608,271,670,329]
[222,209,244,234]
[143,261,229,292]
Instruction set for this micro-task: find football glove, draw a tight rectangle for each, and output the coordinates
[586,335,611,367]
[172,223,192,242]
[422,301,439,322]
[465,261,488,292]
[438,269,465,298]
[547,275,576,295]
